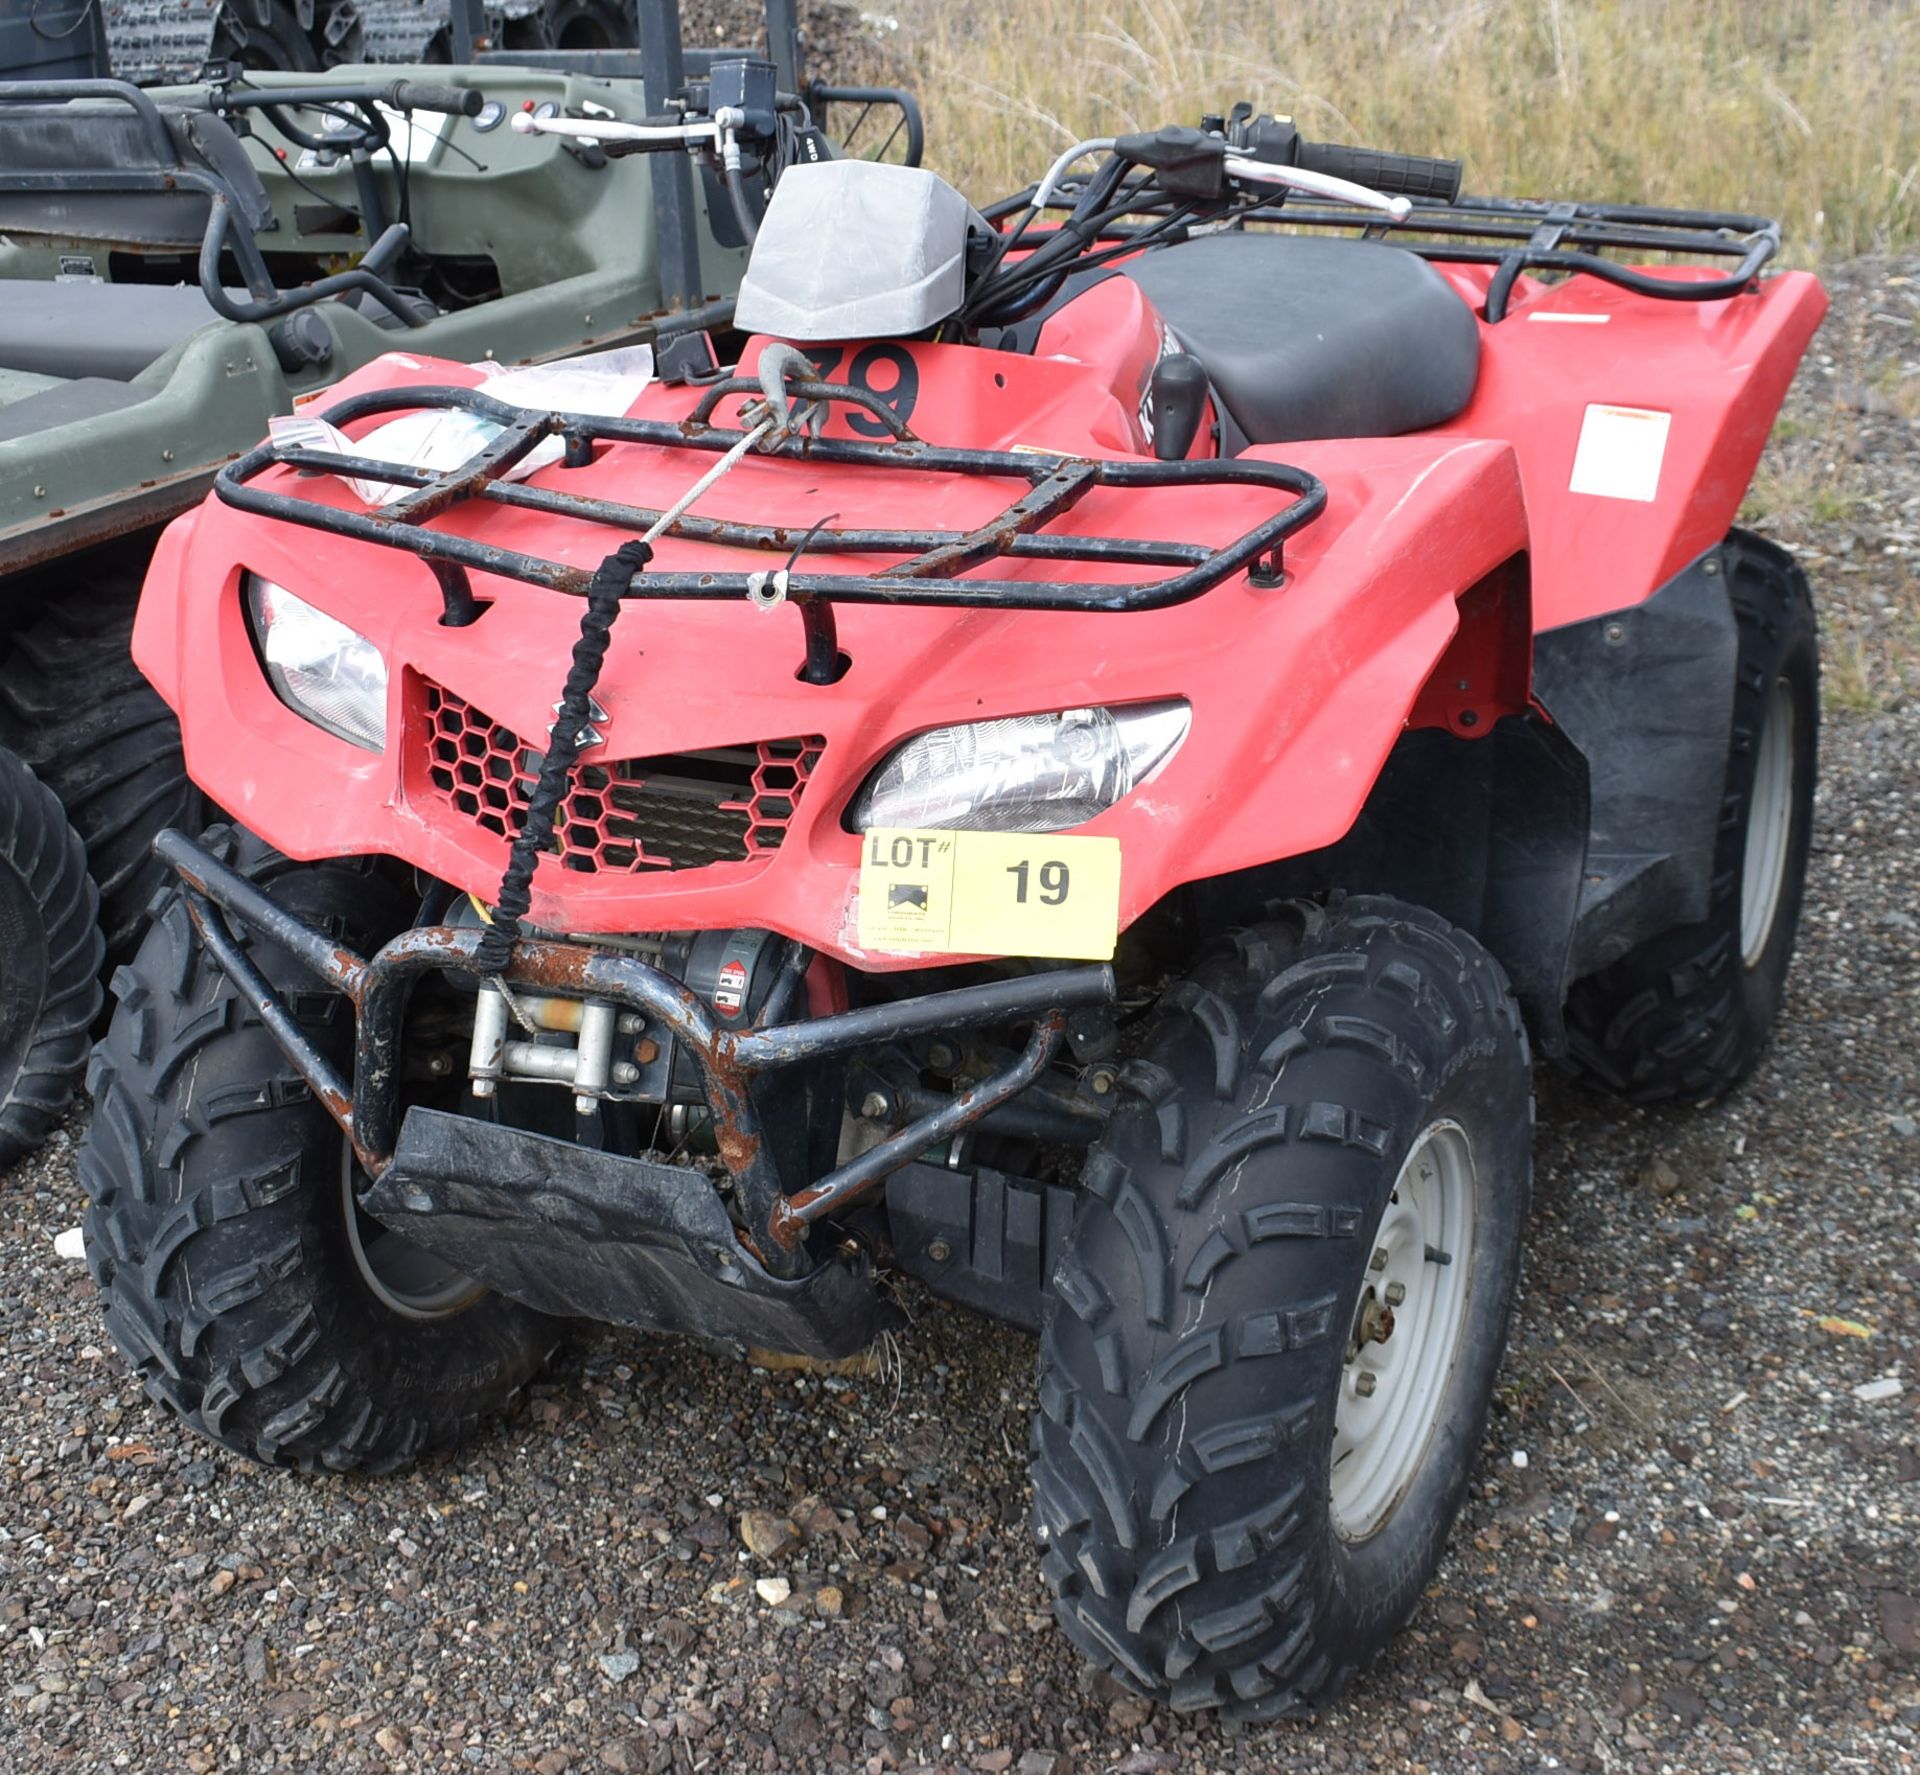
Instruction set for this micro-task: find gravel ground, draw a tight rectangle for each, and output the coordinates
[681,2,909,86]
[3,264,1917,1775]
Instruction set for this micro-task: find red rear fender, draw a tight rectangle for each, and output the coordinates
[1429,264,1826,629]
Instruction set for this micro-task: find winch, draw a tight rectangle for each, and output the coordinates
[462,925,784,1113]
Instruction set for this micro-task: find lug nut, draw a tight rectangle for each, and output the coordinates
[617,1013,646,1034]
[1385,1280,1407,1306]
[611,1062,640,1086]
[1370,1246,1389,1272]
[1355,1371,1377,1397]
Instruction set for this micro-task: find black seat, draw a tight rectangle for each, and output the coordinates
[1121,233,1480,446]
[0,376,152,443]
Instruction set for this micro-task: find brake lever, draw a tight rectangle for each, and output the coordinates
[1223,155,1413,222]
[509,111,721,152]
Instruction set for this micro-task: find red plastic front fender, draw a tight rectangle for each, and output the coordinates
[135,419,1526,967]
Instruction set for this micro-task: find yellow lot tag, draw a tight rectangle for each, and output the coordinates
[857,828,1122,960]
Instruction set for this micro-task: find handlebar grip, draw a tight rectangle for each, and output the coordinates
[384,81,484,117]
[1295,141,1461,204]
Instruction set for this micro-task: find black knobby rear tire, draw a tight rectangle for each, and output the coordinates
[0,570,203,966]
[210,0,322,72]
[1034,896,1532,1718]
[1565,530,1818,1104]
[81,825,560,1472]
[545,0,635,48]
[0,748,102,1172]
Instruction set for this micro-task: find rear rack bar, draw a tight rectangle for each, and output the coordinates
[990,186,1782,324]
[1248,197,1778,323]
[213,378,1326,628]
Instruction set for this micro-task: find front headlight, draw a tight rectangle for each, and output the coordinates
[244,574,389,753]
[849,701,1191,834]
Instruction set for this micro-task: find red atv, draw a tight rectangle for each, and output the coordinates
[85,113,1823,1716]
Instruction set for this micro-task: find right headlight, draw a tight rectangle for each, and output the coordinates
[244,573,389,753]
[848,701,1191,833]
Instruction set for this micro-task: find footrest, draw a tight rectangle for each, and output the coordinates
[886,1160,1079,1332]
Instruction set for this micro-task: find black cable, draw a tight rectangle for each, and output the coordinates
[724,159,759,242]
[961,162,1155,325]
[969,185,1269,327]
[263,143,359,219]
[394,123,416,235]
[969,190,1202,326]
[30,0,94,38]
[471,538,653,976]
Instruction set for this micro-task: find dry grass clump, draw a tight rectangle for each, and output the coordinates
[894,0,1919,258]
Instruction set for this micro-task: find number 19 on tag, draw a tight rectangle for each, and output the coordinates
[948,831,1120,958]
[1005,858,1072,906]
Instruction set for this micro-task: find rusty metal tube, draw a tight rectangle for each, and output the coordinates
[154,828,370,1001]
[732,967,1112,1069]
[767,1013,1066,1249]
[179,888,364,1165]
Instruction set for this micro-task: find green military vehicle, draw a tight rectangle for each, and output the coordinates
[0,0,913,1166]
[101,1,629,81]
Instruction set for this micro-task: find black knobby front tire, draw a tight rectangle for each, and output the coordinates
[81,826,560,1472]
[1565,530,1818,1104]
[0,748,102,1172]
[1034,896,1532,1718]
[0,570,204,966]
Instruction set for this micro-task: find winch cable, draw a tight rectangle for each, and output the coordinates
[470,410,780,978]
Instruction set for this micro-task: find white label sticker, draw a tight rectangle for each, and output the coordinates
[1527,311,1611,324]
[1569,403,1671,503]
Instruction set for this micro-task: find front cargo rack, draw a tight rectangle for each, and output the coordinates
[214,373,1327,672]
[989,186,1783,325]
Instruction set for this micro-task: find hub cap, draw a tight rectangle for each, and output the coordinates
[1330,1121,1477,1542]
[1739,675,1797,969]
[340,1147,484,1321]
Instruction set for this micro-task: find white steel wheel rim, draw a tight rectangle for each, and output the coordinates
[340,1146,485,1321]
[1329,1120,1477,1543]
[1739,676,1797,969]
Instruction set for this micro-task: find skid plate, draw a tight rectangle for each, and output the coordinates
[361,1107,895,1359]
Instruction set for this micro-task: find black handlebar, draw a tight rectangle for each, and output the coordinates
[1295,140,1463,204]
[382,81,484,117]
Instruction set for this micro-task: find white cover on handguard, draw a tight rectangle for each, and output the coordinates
[733,160,981,341]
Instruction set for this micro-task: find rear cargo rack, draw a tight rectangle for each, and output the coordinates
[214,376,1327,659]
[992,187,1782,324]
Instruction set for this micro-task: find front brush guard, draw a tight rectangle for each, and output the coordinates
[154,829,1116,1290]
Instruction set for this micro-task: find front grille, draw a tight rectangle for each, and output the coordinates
[420,681,823,874]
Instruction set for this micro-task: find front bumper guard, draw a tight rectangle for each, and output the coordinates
[156,828,1115,1308]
